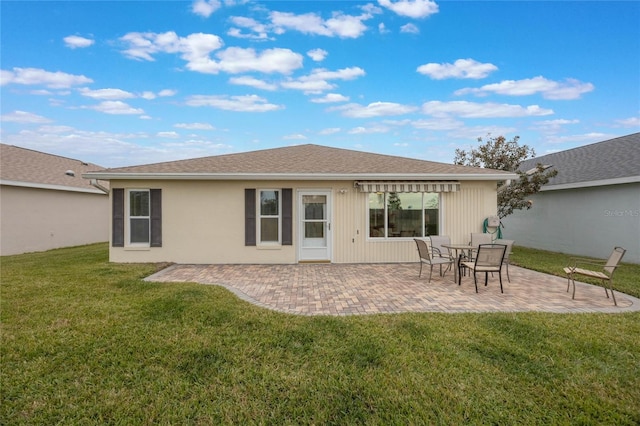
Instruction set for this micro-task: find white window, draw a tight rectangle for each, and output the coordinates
[368,192,440,238]
[128,189,150,246]
[258,189,280,244]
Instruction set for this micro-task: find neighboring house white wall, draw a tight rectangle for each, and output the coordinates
[0,185,109,256]
[500,182,640,264]
[108,179,498,264]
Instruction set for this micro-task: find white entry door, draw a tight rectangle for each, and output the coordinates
[298,190,332,262]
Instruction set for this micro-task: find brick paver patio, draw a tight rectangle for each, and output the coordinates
[145,263,640,315]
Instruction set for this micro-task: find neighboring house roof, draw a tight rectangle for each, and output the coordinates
[84,144,516,181]
[518,133,640,191]
[0,144,109,194]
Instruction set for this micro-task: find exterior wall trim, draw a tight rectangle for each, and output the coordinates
[1,179,107,194]
[84,172,517,181]
[541,176,640,191]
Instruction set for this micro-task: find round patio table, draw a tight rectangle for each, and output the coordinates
[442,244,476,283]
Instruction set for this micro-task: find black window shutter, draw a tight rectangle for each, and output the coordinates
[112,188,125,247]
[245,189,256,246]
[282,188,293,245]
[150,189,162,247]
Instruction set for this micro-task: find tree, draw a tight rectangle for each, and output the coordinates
[453,135,558,218]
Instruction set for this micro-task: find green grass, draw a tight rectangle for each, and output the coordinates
[511,246,640,299]
[2,243,639,424]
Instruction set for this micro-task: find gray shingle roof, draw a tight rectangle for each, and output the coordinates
[519,133,640,188]
[0,144,108,192]
[87,144,513,179]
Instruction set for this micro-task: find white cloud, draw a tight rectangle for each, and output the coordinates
[307,48,328,62]
[422,101,554,118]
[79,88,135,100]
[410,117,464,130]
[400,23,419,34]
[120,31,224,62]
[192,0,221,18]
[1,126,233,167]
[378,23,389,34]
[544,132,612,145]
[185,94,283,112]
[455,76,595,100]
[63,35,94,49]
[319,127,341,135]
[311,93,350,103]
[307,67,366,81]
[192,47,304,75]
[1,67,93,88]
[174,122,215,130]
[324,13,372,38]
[533,119,579,131]
[158,89,177,97]
[281,79,335,93]
[333,101,418,118]
[283,133,308,140]
[361,3,384,15]
[228,16,269,40]
[269,10,371,38]
[0,110,53,124]
[377,0,439,18]
[84,101,145,115]
[157,131,180,138]
[282,67,365,94]
[29,89,54,96]
[120,31,303,75]
[448,125,518,140]
[37,125,76,133]
[615,116,640,127]
[348,124,390,134]
[417,59,498,80]
[140,89,176,100]
[229,76,278,91]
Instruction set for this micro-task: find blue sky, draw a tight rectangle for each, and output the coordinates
[1,0,639,168]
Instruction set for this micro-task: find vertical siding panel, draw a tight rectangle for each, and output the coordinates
[443,182,497,245]
[334,186,361,263]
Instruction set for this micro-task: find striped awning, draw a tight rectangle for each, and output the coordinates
[355,181,460,193]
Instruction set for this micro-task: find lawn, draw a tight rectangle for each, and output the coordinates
[2,243,639,424]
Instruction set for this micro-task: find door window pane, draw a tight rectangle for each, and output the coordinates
[304,222,324,239]
[303,195,326,220]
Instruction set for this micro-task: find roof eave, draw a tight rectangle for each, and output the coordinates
[541,175,640,191]
[83,172,517,181]
[1,179,109,194]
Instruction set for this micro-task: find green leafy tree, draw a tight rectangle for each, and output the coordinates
[454,135,558,218]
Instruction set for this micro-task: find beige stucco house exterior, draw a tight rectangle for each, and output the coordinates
[0,144,109,256]
[84,144,516,264]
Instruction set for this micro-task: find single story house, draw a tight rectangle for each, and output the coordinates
[84,144,517,264]
[0,144,109,256]
[500,133,640,264]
